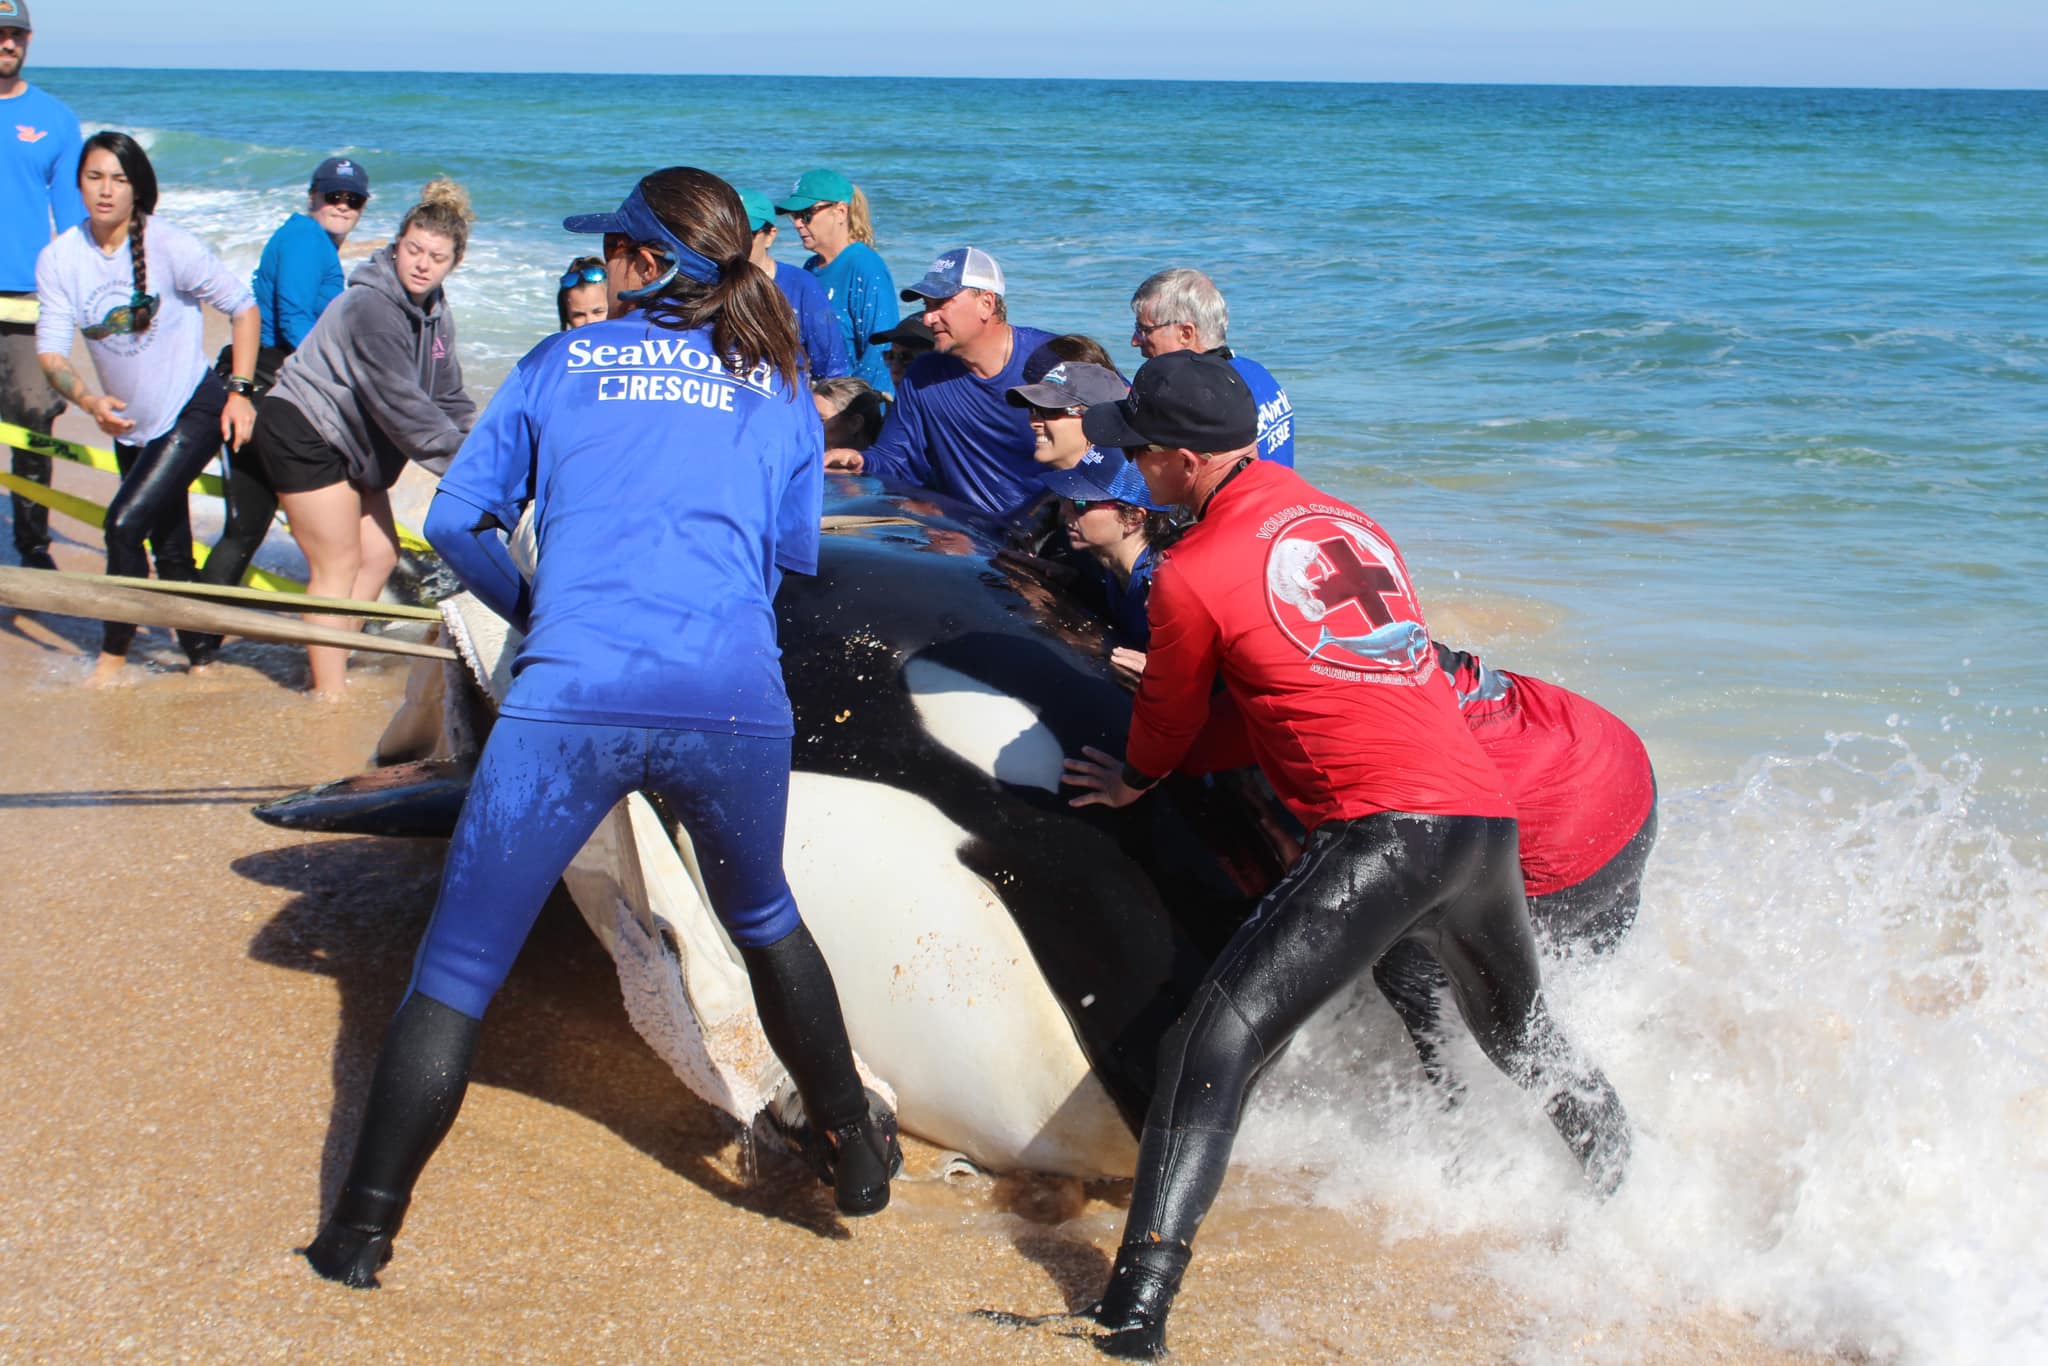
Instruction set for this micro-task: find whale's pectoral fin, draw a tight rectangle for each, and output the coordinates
[252,758,474,839]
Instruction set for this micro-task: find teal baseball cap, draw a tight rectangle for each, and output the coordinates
[774,168,855,214]
[738,189,776,233]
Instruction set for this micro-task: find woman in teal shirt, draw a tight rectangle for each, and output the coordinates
[775,168,897,395]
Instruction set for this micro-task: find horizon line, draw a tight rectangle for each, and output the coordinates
[31,64,2048,95]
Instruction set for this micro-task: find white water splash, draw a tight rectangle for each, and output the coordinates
[1241,734,2048,1364]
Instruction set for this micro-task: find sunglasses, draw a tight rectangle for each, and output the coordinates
[323,191,368,211]
[786,202,838,225]
[1030,404,1083,420]
[559,264,607,290]
[1065,497,1124,513]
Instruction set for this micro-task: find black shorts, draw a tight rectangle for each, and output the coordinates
[254,398,349,495]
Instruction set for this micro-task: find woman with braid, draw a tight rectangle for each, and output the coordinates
[33,130,259,686]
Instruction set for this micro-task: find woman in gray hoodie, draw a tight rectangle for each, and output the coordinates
[256,178,477,698]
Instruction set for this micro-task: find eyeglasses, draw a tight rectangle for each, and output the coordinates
[558,264,607,290]
[323,191,368,211]
[1132,318,1184,340]
[787,202,838,226]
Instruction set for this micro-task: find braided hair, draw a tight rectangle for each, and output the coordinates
[78,131,161,332]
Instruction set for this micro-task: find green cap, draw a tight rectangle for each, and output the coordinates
[738,189,776,232]
[774,168,855,214]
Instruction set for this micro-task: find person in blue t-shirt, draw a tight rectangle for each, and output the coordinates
[1,6,85,570]
[775,168,896,394]
[301,168,899,1291]
[186,157,375,643]
[739,187,848,379]
[829,246,1055,518]
[1129,267,1296,467]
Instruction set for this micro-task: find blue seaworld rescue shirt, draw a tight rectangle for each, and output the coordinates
[253,212,345,349]
[1103,544,1159,650]
[775,260,850,379]
[428,316,823,736]
[806,241,897,394]
[0,84,86,294]
[861,324,1055,517]
[1221,350,1295,467]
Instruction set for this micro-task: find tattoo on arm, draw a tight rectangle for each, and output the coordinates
[41,358,91,405]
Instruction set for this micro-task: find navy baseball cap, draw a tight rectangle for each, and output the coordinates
[902,246,1006,302]
[1006,361,1128,412]
[1042,447,1172,511]
[871,316,934,349]
[1082,351,1256,453]
[310,156,370,199]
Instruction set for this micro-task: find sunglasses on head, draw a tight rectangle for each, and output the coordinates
[787,202,838,225]
[323,191,367,211]
[559,264,607,290]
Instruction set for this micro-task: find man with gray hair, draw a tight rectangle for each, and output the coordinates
[1129,267,1295,467]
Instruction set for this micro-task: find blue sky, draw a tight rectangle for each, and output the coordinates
[24,1,2048,88]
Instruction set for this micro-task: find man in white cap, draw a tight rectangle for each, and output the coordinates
[0,0,84,569]
[828,246,1054,517]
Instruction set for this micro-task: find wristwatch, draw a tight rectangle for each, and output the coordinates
[224,374,258,397]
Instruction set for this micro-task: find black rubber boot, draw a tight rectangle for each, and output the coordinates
[302,1184,407,1288]
[822,1095,902,1217]
[1545,1068,1632,1199]
[1089,1238,1193,1359]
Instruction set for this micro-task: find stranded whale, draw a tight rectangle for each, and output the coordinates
[257,483,1298,1177]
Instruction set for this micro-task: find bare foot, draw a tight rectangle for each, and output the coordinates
[308,686,349,703]
[80,654,131,689]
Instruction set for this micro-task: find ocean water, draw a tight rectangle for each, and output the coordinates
[38,69,2048,1361]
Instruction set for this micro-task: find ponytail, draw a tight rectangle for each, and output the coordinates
[845,186,876,248]
[634,168,805,395]
[128,213,151,332]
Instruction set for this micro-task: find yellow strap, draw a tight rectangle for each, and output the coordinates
[0,420,432,555]
[0,468,306,593]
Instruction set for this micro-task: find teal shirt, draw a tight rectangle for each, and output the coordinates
[253,212,344,349]
[805,242,898,395]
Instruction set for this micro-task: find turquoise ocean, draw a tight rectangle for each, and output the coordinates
[38,70,2048,1361]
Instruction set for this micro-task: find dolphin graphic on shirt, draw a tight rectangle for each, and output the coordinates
[1308,619,1432,670]
[16,126,49,144]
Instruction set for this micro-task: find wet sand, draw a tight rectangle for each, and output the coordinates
[0,434,1841,1362]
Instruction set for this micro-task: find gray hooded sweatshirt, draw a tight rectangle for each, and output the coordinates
[268,244,476,488]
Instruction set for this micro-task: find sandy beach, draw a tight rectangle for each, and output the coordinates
[0,413,1849,1364]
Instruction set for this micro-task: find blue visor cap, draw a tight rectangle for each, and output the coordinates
[563,181,723,289]
[1041,447,1171,511]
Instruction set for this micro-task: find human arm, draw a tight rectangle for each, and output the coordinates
[1120,561,1224,780]
[33,249,131,434]
[776,401,826,579]
[219,305,260,448]
[428,314,478,438]
[850,369,932,483]
[424,488,530,632]
[426,362,537,628]
[349,305,471,471]
[46,117,87,232]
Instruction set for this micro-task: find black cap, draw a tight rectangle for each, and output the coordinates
[1082,351,1256,452]
[870,315,935,349]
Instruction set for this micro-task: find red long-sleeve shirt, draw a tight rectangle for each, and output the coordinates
[1438,647,1655,895]
[1128,461,1513,830]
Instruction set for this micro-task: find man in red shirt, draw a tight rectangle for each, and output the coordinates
[1059,352,1631,1359]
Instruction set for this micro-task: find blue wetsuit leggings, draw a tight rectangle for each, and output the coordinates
[410,716,807,1017]
[305,717,870,1285]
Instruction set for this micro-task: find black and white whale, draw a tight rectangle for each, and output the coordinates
[257,482,1300,1177]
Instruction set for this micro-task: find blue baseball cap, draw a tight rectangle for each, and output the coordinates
[902,246,1006,302]
[310,156,369,198]
[774,168,855,214]
[1042,447,1172,511]
[737,189,776,233]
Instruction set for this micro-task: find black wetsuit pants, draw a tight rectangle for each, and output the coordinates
[1120,811,1627,1258]
[1374,792,1657,1087]
[100,373,225,661]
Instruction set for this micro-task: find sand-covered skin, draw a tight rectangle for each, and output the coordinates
[0,445,1842,1361]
